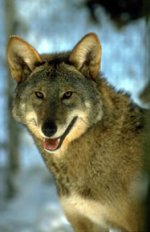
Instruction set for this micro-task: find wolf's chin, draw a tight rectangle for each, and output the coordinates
[43,116,78,153]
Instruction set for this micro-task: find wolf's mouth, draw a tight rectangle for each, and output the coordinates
[43,116,78,152]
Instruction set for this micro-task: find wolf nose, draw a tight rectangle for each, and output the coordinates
[42,121,57,137]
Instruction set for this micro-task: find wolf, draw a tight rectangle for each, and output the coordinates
[7,33,145,231]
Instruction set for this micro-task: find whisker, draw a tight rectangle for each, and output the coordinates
[27,119,37,126]
[78,117,89,126]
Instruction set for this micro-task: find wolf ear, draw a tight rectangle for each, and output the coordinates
[69,33,102,80]
[7,36,42,82]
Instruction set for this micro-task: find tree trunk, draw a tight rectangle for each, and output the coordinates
[140,2,150,229]
[4,0,20,198]
[144,18,150,232]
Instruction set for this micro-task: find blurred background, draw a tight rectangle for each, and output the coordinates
[0,0,149,231]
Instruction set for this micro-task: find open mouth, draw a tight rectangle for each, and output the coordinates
[43,116,77,152]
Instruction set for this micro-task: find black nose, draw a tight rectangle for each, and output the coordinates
[42,121,57,137]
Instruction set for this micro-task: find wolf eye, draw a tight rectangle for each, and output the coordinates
[35,91,44,99]
[62,91,73,100]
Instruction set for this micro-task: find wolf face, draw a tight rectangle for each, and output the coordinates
[7,33,103,154]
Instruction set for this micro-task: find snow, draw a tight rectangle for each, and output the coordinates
[0,0,148,231]
[0,167,72,232]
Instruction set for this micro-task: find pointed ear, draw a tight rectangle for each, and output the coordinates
[7,36,42,82]
[69,33,102,80]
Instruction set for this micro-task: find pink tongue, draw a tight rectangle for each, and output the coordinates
[44,138,60,151]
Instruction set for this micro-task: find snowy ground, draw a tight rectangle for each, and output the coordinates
[0,0,148,231]
[0,167,72,232]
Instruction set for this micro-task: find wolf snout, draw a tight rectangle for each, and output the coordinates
[42,121,57,137]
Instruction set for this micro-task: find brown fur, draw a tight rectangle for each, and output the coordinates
[7,33,145,231]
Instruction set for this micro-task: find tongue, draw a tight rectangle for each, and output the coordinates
[44,138,61,151]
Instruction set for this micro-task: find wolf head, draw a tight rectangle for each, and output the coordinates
[7,33,103,154]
